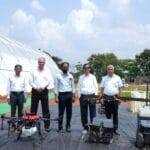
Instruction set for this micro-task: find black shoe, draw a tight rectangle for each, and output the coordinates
[113,130,120,136]
[57,127,63,132]
[45,127,50,132]
[66,127,71,133]
[57,129,61,132]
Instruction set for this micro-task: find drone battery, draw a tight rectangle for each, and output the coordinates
[22,126,37,137]
[93,118,113,128]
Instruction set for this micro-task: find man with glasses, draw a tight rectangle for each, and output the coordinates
[100,64,123,135]
[77,64,98,134]
[29,57,54,132]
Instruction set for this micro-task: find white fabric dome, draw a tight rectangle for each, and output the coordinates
[0,34,60,95]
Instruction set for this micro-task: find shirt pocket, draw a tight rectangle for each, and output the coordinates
[112,81,119,88]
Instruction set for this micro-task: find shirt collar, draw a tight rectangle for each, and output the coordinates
[14,73,21,78]
[84,73,91,77]
[37,67,46,72]
[107,74,115,78]
[61,71,69,76]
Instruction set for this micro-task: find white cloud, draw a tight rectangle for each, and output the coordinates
[9,9,71,59]
[67,0,99,35]
[0,26,9,36]
[10,9,39,45]
[11,9,35,24]
[81,0,99,14]
[109,0,131,14]
[36,18,70,52]
[66,0,107,37]
[1,0,150,63]
[31,0,45,11]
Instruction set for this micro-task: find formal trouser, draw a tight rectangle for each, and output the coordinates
[31,88,50,128]
[103,95,119,130]
[58,92,73,129]
[80,94,96,130]
[10,91,25,117]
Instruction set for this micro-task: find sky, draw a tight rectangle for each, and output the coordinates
[0,0,150,63]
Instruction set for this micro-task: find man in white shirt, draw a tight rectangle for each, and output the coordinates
[77,64,98,132]
[100,65,123,135]
[55,62,75,132]
[29,57,54,132]
[7,64,27,117]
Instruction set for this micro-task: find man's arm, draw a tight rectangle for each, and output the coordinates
[118,87,122,97]
[71,76,76,102]
[24,75,28,102]
[118,76,123,97]
[100,87,104,96]
[71,76,75,94]
[54,75,59,103]
[47,71,55,91]
[100,77,105,96]
[93,75,98,95]
[77,76,81,98]
[41,70,53,90]
[29,72,37,89]
[99,77,105,103]
[7,77,11,104]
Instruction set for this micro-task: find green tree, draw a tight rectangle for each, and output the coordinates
[42,50,62,67]
[135,49,150,77]
[87,53,119,81]
[118,59,139,82]
[73,62,83,83]
[51,56,62,67]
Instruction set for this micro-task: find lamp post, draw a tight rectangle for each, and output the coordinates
[145,71,150,106]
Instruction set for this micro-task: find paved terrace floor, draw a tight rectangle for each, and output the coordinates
[0,104,144,150]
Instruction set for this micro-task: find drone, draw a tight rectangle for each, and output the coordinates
[82,97,115,144]
[1,113,59,141]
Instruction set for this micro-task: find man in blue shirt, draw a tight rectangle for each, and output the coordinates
[55,62,75,132]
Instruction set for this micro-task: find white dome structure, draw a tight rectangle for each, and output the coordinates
[0,34,60,96]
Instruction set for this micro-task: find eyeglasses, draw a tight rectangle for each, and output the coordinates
[84,67,90,69]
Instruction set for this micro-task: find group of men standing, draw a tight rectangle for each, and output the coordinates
[7,57,123,134]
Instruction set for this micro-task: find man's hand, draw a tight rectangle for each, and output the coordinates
[98,95,103,104]
[7,98,10,105]
[24,93,27,103]
[100,98,104,105]
[55,96,59,103]
[77,96,80,101]
[72,94,76,103]
[114,96,121,104]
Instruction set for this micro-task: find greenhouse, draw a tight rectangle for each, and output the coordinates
[0,34,60,96]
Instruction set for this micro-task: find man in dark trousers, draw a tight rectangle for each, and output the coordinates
[7,64,27,117]
[29,57,54,132]
[100,65,123,135]
[77,64,98,134]
[55,62,75,132]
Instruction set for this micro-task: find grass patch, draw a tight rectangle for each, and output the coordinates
[121,91,131,97]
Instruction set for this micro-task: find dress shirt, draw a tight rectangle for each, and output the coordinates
[77,73,98,96]
[100,74,123,96]
[29,67,54,90]
[54,72,75,95]
[7,73,27,98]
